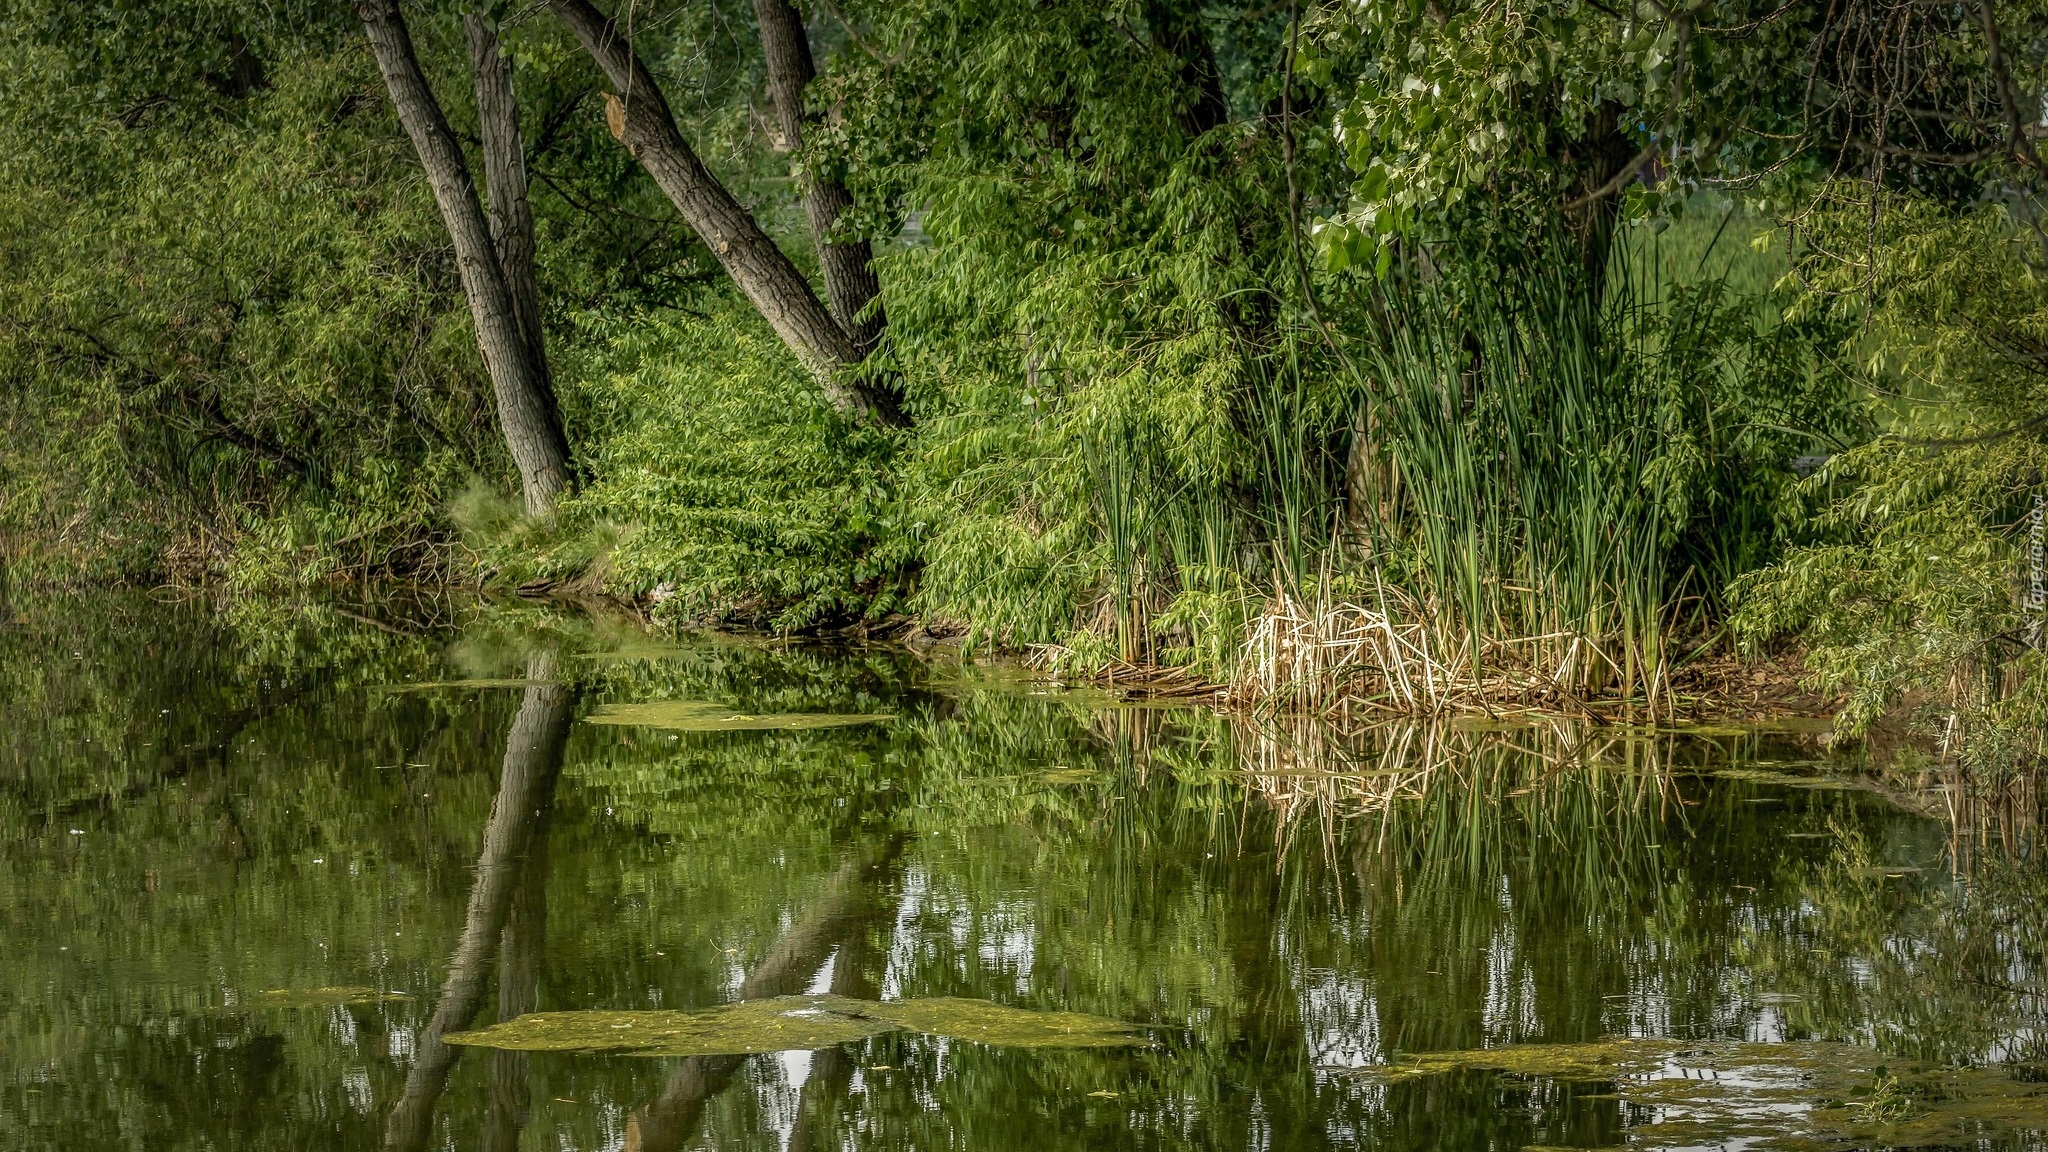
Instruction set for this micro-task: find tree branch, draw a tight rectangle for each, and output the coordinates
[1563,141,1658,210]
[545,0,906,425]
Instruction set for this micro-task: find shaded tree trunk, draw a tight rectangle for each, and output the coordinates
[384,659,572,1152]
[545,0,906,426]
[1563,106,1656,300]
[1342,406,1399,546]
[1143,0,1229,136]
[750,0,886,353]
[358,0,574,515]
[466,13,549,375]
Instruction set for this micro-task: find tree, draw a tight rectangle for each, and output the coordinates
[545,0,908,426]
[1142,0,1230,137]
[751,0,887,354]
[358,0,575,516]
[1309,0,2048,282]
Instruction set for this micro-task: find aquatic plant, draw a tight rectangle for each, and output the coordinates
[1232,225,1846,716]
[443,995,1144,1055]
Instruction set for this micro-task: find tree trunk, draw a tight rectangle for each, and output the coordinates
[1143,0,1229,136]
[358,0,574,515]
[466,13,549,374]
[546,0,906,426]
[1562,106,1643,301]
[750,0,886,354]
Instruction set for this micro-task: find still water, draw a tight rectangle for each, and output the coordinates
[4,593,2047,1150]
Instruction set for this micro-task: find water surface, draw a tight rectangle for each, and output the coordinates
[3,593,2045,1150]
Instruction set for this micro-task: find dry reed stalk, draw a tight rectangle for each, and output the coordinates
[1230,590,1655,716]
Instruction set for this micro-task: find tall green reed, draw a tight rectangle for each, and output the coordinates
[1060,223,1809,711]
[1361,254,1672,707]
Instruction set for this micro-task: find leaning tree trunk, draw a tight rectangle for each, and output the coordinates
[749,0,886,354]
[545,0,906,426]
[358,0,574,515]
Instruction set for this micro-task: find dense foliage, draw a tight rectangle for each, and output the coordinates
[2,0,2045,770]
[1735,190,2048,773]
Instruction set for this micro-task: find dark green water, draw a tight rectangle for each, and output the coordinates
[4,593,2047,1151]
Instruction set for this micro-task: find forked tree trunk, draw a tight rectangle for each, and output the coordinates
[750,0,886,353]
[545,0,907,426]
[358,0,574,515]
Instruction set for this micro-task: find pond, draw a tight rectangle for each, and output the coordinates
[3,592,2047,1151]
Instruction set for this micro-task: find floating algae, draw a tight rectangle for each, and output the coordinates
[444,994,1143,1056]
[1705,765,1865,791]
[860,997,1144,1048]
[245,986,412,1009]
[444,997,894,1056]
[583,701,893,732]
[1353,1037,2048,1149]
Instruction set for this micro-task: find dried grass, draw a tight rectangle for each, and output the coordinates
[1231,589,1664,718]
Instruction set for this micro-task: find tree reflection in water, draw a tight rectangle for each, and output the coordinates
[385,655,571,1152]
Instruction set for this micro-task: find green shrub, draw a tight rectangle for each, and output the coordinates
[1735,190,2048,777]
[559,299,913,632]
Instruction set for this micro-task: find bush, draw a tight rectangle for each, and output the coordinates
[557,299,913,632]
[1735,191,2048,777]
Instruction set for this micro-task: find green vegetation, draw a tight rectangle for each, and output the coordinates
[2,0,2045,772]
[443,995,1145,1054]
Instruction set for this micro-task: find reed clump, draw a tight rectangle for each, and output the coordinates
[1234,586,1655,716]
[1180,222,1838,720]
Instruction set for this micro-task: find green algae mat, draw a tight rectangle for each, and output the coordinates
[444,995,1143,1056]
[244,986,414,1009]
[1358,1037,2048,1148]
